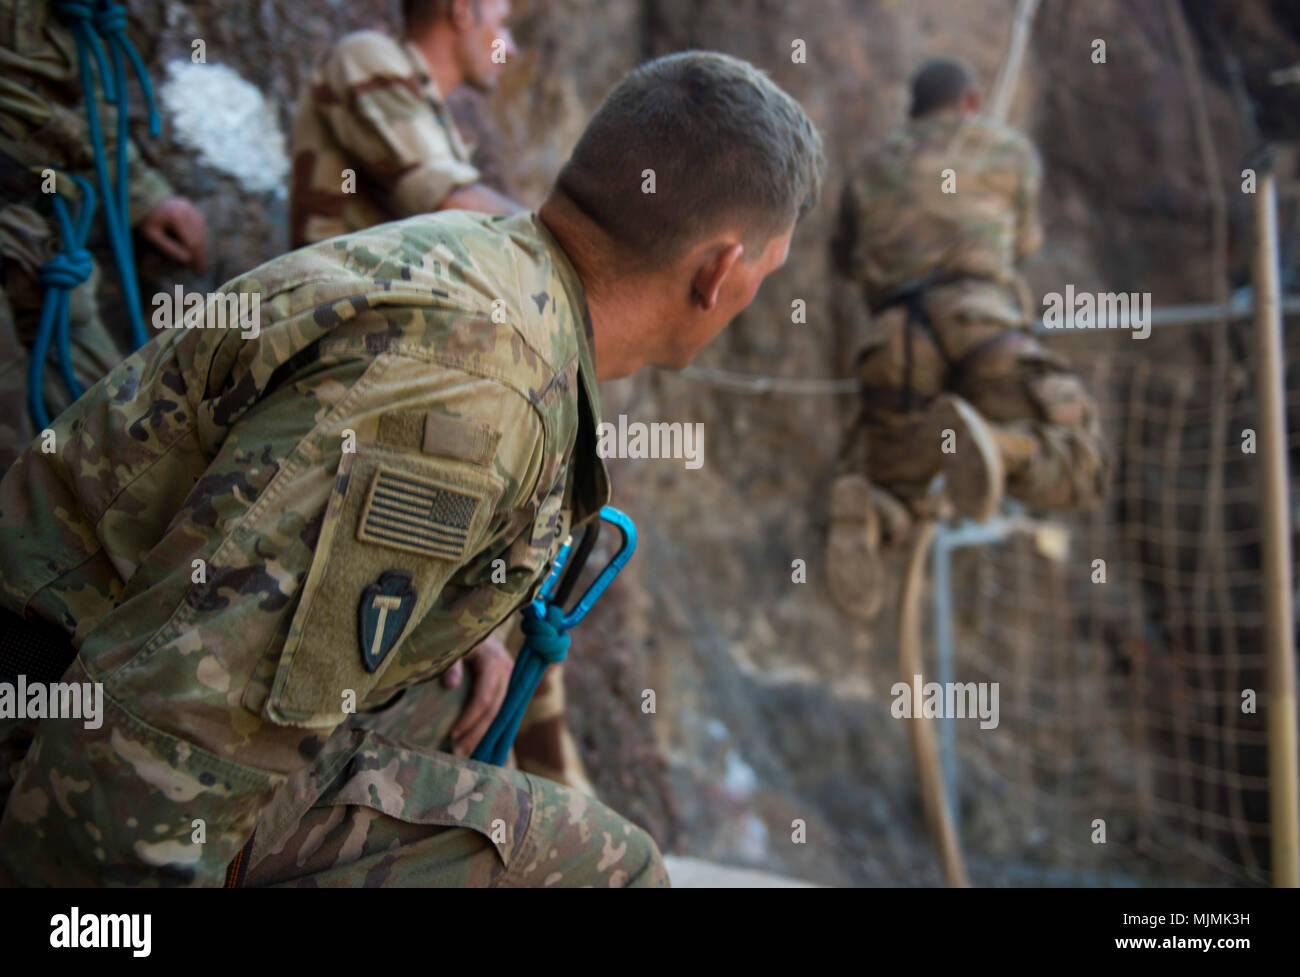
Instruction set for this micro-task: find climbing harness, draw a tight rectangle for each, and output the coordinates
[863,270,1028,414]
[473,505,637,766]
[28,1,161,430]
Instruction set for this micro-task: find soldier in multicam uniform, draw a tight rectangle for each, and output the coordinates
[0,50,824,887]
[288,0,608,793]
[289,0,520,249]
[0,0,209,472]
[828,57,1110,619]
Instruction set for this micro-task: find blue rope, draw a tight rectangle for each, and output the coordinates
[53,0,160,351]
[473,604,571,767]
[30,176,97,431]
[471,507,638,768]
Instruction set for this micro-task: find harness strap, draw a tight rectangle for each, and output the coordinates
[863,271,1027,414]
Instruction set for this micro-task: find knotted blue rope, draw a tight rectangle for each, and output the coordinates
[53,0,161,351]
[471,507,638,768]
[473,603,571,767]
[30,175,97,431]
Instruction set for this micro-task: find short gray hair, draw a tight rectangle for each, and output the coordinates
[557,51,824,264]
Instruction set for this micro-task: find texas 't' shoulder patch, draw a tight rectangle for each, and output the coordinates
[357,464,481,560]
[358,571,417,673]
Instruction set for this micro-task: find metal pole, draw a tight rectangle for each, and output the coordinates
[1251,159,1300,887]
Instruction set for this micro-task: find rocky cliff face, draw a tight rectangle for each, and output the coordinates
[94,0,1300,884]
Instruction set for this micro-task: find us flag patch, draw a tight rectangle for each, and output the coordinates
[357,466,480,559]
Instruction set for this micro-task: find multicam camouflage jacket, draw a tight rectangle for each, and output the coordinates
[289,30,481,248]
[836,111,1043,327]
[0,0,173,234]
[0,209,609,885]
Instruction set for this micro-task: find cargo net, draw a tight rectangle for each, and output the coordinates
[934,318,1297,887]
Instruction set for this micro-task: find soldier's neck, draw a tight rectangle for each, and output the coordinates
[405,26,465,97]
[539,194,658,383]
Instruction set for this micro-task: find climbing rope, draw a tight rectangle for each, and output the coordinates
[898,518,969,887]
[474,603,572,767]
[29,2,160,430]
[30,175,97,431]
[669,364,859,395]
[54,0,160,351]
[473,506,637,766]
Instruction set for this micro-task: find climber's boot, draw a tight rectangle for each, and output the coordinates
[928,394,1004,522]
[827,473,904,621]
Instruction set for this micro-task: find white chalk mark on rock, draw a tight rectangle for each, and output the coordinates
[159,61,289,196]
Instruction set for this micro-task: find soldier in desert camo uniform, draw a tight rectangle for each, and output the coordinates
[289,0,521,249]
[0,50,824,887]
[828,56,1109,620]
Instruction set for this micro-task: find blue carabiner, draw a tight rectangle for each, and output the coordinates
[529,505,637,627]
[471,505,638,767]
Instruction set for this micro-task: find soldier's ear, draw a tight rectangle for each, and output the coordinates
[689,242,744,312]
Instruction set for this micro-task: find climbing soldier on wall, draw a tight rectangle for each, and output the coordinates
[0,51,824,887]
[0,0,209,472]
[828,56,1110,620]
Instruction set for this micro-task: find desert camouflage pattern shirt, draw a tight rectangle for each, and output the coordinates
[838,111,1043,325]
[0,209,609,885]
[289,30,481,248]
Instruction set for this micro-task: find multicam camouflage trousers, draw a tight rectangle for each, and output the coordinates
[0,204,121,472]
[241,669,669,888]
[850,305,1110,512]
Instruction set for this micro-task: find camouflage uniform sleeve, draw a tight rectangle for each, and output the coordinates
[1013,135,1043,262]
[315,32,481,215]
[123,139,174,224]
[0,307,544,885]
[0,76,173,223]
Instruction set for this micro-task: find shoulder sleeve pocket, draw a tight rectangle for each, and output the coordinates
[258,444,504,728]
